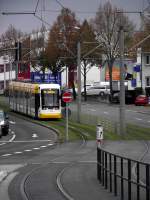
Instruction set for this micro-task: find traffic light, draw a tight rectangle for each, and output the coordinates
[15,42,22,61]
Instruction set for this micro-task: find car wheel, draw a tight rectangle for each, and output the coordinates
[2,129,8,136]
[99,92,105,99]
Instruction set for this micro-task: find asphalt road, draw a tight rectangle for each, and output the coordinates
[0,113,121,200]
[0,110,150,200]
[70,101,150,128]
[0,114,57,164]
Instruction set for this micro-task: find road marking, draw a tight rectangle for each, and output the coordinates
[104,111,109,115]
[3,140,51,143]
[0,143,6,146]
[148,121,150,123]
[14,152,22,154]
[0,133,16,146]
[1,154,12,157]
[24,150,32,152]
[135,118,142,121]
[32,134,38,138]
[40,145,47,148]
[9,134,16,142]
[47,143,53,146]
[33,147,40,150]
[9,121,16,125]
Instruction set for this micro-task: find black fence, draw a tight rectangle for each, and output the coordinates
[97,148,150,200]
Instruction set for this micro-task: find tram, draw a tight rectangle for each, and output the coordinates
[9,81,62,119]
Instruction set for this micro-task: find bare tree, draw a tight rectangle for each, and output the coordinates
[80,20,102,101]
[0,24,24,58]
[91,2,134,101]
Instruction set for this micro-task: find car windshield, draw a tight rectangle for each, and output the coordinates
[0,112,4,120]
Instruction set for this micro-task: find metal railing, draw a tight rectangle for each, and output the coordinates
[97,147,150,200]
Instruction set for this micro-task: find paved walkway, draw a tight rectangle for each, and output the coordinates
[102,140,150,162]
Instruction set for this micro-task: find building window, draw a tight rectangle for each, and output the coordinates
[146,77,150,86]
[0,65,4,73]
[145,55,150,65]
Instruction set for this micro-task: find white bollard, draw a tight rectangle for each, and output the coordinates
[96,124,103,148]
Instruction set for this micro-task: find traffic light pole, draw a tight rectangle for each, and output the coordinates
[77,40,81,123]
[65,103,69,141]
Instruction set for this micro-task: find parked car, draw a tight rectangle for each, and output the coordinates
[135,95,148,106]
[81,85,110,96]
[0,110,9,136]
[111,92,120,103]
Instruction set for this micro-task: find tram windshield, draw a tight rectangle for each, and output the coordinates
[41,89,59,109]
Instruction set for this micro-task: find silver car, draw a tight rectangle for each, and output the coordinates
[82,85,110,96]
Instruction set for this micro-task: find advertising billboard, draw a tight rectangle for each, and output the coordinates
[105,60,134,81]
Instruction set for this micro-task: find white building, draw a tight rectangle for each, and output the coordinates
[141,52,150,89]
[62,65,101,87]
[135,48,150,95]
[0,56,16,94]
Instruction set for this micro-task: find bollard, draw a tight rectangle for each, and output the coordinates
[96,124,103,148]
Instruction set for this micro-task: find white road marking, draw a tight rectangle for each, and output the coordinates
[148,121,150,123]
[32,134,38,138]
[1,154,12,157]
[0,133,16,146]
[40,146,47,148]
[14,152,22,154]
[135,118,142,121]
[9,134,16,142]
[0,143,6,146]
[47,143,53,146]
[5,140,51,143]
[24,150,32,152]
[104,111,109,115]
[9,121,16,125]
[33,147,40,150]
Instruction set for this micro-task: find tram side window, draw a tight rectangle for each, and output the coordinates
[41,89,59,109]
[20,91,23,105]
[30,93,35,109]
[15,90,18,98]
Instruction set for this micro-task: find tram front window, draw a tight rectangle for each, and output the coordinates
[41,89,59,109]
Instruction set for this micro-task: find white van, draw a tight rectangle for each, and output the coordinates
[81,85,110,96]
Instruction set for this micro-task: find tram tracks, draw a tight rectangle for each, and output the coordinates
[20,124,91,200]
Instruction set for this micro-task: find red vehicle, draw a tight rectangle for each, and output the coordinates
[135,95,148,106]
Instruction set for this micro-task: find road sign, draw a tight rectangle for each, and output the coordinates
[62,92,73,103]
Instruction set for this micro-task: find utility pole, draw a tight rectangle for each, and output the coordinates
[77,40,81,123]
[119,24,126,135]
[4,62,6,91]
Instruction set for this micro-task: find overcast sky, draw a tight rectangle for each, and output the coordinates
[0,0,149,36]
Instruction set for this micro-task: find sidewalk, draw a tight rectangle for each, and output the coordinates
[102,140,150,162]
